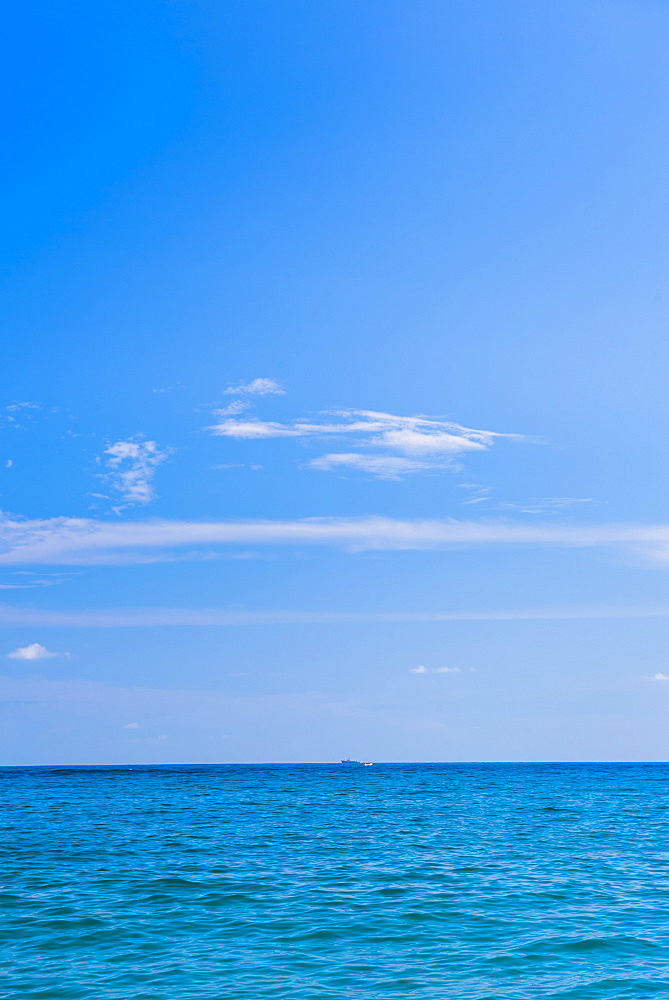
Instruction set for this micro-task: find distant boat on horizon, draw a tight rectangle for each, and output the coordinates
[340,758,373,766]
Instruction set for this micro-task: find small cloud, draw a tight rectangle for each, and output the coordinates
[410,665,428,673]
[6,402,41,412]
[123,722,140,729]
[215,401,249,416]
[152,382,184,393]
[5,460,12,468]
[2,402,42,429]
[102,438,172,507]
[8,642,61,661]
[224,378,285,396]
[652,673,669,682]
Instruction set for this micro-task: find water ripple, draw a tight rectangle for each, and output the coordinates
[2,763,669,998]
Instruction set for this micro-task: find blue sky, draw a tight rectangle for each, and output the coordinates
[2,0,669,763]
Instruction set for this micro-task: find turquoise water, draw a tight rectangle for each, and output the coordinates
[2,764,669,999]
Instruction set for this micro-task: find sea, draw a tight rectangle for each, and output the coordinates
[1,762,669,999]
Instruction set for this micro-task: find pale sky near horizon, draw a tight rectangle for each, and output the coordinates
[2,0,669,764]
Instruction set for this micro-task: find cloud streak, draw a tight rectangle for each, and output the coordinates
[0,513,668,566]
[410,665,463,674]
[0,603,668,628]
[309,453,436,479]
[223,378,285,396]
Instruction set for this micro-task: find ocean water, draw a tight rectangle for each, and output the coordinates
[2,764,669,999]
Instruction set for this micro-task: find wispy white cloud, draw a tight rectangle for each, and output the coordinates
[310,453,435,479]
[500,498,600,515]
[102,439,172,507]
[152,382,183,393]
[1,513,669,566]
[8,642,62,660]
[0,578,63,590]
[458,484,494,505]
[652,673,669,682]
[209,419,298,439]
[410,665,462,674]
[2,402,42,429]
[123,721,140,728]
[223,378,285,396]
[215,401,249,416]
[211,463,263,471]
[207,409,503,450]
[0,604,663,629]
[207,408,520,478]
[457,487,600,514]
[6,402,41,413]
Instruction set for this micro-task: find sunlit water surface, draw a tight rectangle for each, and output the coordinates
[2,763,669,998]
